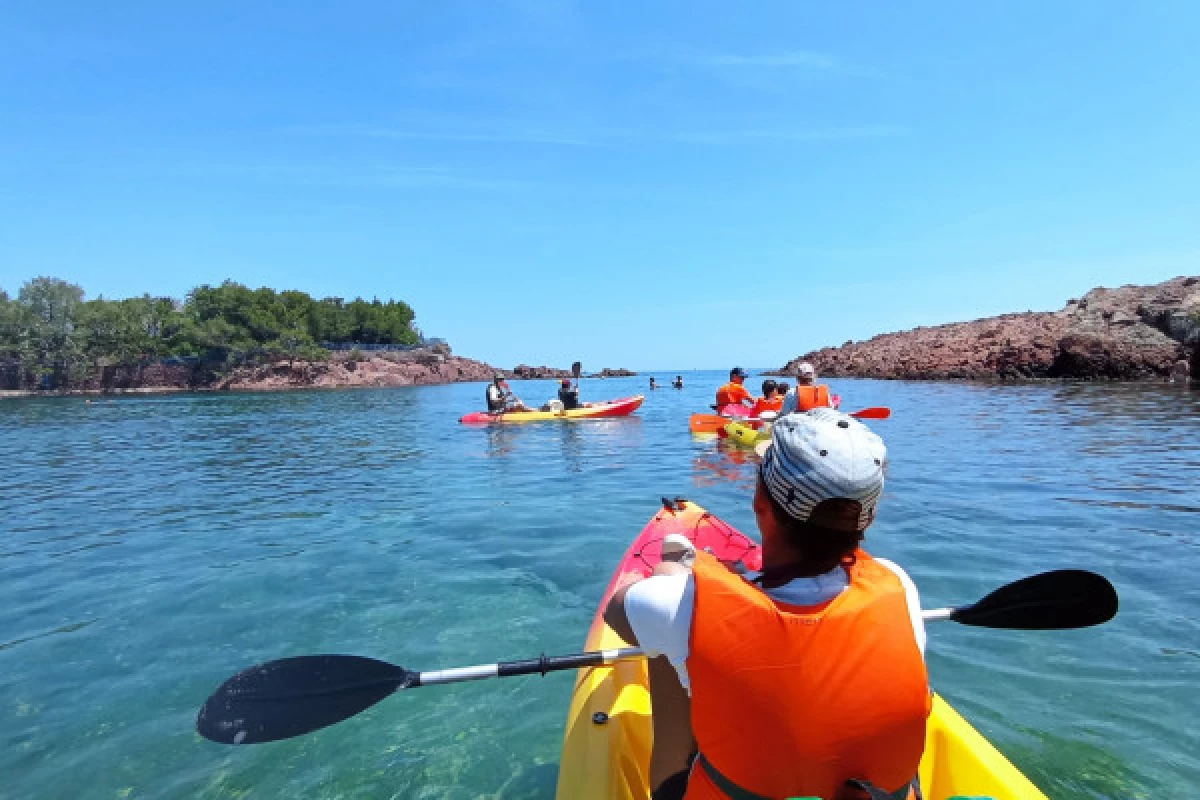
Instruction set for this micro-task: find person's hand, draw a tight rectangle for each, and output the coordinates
[612,571,643,593]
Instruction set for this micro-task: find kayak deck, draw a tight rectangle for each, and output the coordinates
[556,500,1048,800]
[460,395,644,424]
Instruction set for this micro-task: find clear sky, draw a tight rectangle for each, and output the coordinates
[2,1,1198,370]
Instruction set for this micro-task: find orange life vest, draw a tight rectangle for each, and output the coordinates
[794,384,832,411]
[716,382,752,408]
[750,396,784,416]
[685,551,931,800]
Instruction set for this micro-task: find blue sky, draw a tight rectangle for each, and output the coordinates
[2,1,1197,370]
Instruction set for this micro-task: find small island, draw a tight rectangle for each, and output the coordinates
[774,276,1198,383]
[0,278,633,396]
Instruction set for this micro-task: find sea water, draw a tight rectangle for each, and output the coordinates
[2,374,1197,798]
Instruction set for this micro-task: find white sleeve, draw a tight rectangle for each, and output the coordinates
[874,558,927,656]
[623,573,695,691]
[780,388,797,415]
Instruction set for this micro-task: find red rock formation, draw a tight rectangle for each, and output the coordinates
[217,349,500,391]
[511,364,573,379]
[776,276,1199,381]
[505,365,638,379]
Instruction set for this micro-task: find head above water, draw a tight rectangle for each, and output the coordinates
[730,366,747,382]
[760,378,778,397]
[562,378,572,387]
[493,374,506,385]
[796,362,816,384]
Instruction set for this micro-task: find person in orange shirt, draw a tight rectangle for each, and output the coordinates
[749,379,783,417]
[714,367,753,410]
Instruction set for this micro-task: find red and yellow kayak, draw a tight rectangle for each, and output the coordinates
[459,395,643,424]
[556,500,1048,800]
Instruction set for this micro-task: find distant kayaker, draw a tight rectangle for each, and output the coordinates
[673,375,683,389]
[749,379,783,417]
[714,367,753,410]
[604,410,929,800]
[650,377,658,390]
[486,375,529,413]
[559,378,581,410]
[780,362,832,413]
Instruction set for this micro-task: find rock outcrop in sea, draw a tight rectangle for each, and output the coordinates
[589,368,638,378]
[507,365,638,379]
[510,364,573,379]
[776,276,1199,382]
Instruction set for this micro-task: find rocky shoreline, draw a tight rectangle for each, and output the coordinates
[775,276,1198,382]
[0,345,638,398]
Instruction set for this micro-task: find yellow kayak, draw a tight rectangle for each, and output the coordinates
[556,500,1048,800]
[723,420,769,447]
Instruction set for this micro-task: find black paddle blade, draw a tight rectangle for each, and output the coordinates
[196,655,417,744]
[953,569,1118,630]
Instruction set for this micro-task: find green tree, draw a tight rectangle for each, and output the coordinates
[18,277,86,387]
[0,289,31,387]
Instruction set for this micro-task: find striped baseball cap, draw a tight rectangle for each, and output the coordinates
[754,408,886,532]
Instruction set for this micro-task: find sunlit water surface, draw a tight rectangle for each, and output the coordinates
[2,374,1197,798]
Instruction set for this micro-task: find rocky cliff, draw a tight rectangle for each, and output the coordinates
[777,276,1199,382]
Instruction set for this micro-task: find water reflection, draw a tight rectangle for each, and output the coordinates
[691,437,759,491]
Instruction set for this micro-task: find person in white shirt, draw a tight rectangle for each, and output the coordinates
[604,408,928,800]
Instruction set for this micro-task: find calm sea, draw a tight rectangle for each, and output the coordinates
[2,373,1197,799]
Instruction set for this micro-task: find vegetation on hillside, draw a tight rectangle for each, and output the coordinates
[0,278,421,389]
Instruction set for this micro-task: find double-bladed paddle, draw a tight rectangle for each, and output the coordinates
[196,569,1117,745]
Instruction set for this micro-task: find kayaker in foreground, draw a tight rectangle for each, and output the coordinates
[604,409,930,800]
[485,375,529,414]
[714,366,753,411]
[781,361,833,413]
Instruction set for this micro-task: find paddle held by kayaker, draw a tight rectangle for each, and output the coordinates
[780,361,834,413]
[604,408,930,800]
[714,366,754,412]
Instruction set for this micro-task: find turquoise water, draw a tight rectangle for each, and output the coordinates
[2,374,1197,799]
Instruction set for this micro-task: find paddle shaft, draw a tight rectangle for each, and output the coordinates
[692,407,889,431]
[418,647,642,686]
[417,606,1015,686]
